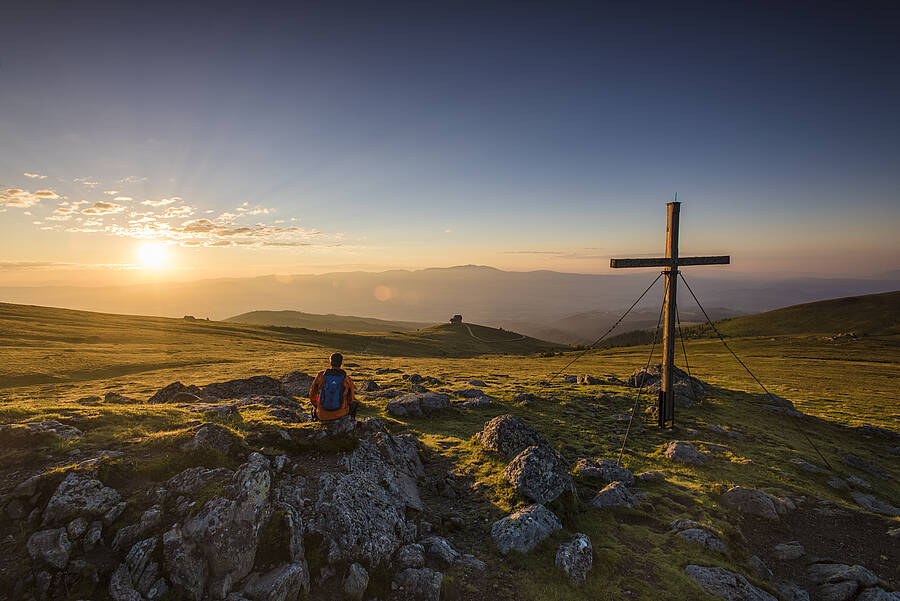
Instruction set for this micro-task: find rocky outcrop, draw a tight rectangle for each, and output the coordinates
[180,423,248,457]
[662,441,709,465]
[590,481,638,509]
[555,533,592,586]
[573,458,634,486]
[490,504,562,555]
[27,528,72,569]
[386,392,450,417]
[241,562,310,601]
[843,454,891,481]
[0,420,83,442]
[628,364,706,407]
[806,563,886,601]
[42,472,122,526]
[850,492,900,516]
[685,565,778,601]
[281,371,314,397]
[149,381,202,403]
[720,487,791,521]
[476,415,550,459]
[342,562,369,600]
[390,568,442,601]
[503,445,572,504]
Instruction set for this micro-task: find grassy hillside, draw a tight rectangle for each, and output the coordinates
[0,303,566,388]
[707,290,900,337]
[226,309,431,332]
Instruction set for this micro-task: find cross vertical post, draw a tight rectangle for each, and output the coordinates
[660,201,680,428]
[609,200,730,429]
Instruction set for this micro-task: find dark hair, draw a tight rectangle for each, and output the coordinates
[330,352,343,367]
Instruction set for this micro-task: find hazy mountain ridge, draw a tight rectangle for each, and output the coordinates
[1,266,897,344]
[225,310,431,333]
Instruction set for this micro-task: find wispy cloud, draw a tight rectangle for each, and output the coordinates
[74,177,99,187]
[104,190,120,196]
[23,173,47,180]
[113,196,133,202]
[0,188,60,208]
[81,201,125,215]
[117,175,147,184]
[141,196,180,207]
[163,205,194,218]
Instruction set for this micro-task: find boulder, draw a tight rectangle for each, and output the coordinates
[720,487,782,521]
[590,481,638,509]
[512,392,539,405]
[468,379,487,387]
[149,381,203,403]
[807,563,879,588]
[678,528,726,552]
[281,371,314,397]
[554,533,592,587]
[490,504,562,555]
[578,375,601,385]
[420,536,460,565]
[342,563,369,600]
[843,454,891,480]
[456,388,486,398]
[563,375,578,383]
[684,565,778,601]
[628,364,706,406]
[0,420,83,442]
[789,458,827,473]
[503,445,572,504]
[241,563,310,601]
[776,583,810,601]
[27,528,71,569]
[850,492,900,516]
[43,472,122,526]
[772,542,805,561]
[386,392,450,417]
[180,423,248,456]
[747,556,773,582]
[203,375,285,400]
[166,466,234,498]
[454,397,491,409]
[390,568,442,601]
[182,453,272,598]
[856,589,900,601]
[360,379,380,392]
[393,543,426,570]
[662,441,708,465]
[476,414,550,459]
[573,458,634,486]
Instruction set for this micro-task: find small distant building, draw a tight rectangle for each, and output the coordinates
[183,315,197,321]
[450,314,462,324]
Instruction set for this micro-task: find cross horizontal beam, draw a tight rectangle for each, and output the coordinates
[609,255,730,269]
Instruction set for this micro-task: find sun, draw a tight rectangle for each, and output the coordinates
[136,242,170,269]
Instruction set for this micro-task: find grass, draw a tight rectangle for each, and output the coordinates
[0,300,898,600]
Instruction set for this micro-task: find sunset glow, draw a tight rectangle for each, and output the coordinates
[136,242,170,270]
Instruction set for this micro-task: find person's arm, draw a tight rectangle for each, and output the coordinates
[309,371,324,408]
[345,376,355,406]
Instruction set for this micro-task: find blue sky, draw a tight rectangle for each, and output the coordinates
[1,1,898,284]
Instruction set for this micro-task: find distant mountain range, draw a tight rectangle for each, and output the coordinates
[2,265,897,344]
[226,310,430,333]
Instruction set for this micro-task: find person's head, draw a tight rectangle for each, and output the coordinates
[330,352,343,368]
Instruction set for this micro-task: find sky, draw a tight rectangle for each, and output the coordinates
[1,1,898,286]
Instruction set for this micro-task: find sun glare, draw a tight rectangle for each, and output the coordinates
[136,242,170,269]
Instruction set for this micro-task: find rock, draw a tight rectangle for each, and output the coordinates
[183,453,272,598]
[109,563,144,601]
[578,375,600,385]
[304,434,423,567]
[43,472,122,526]
[563,375,578,383]
[789,458,826,473]
[846,475,872,490]
[394,544,426,570]
[180,422,248,456]
[242,563,310,601]
[850,491,900,516]
[490,504,562,555]
[420,536,460,565]
[816,581,858,601]
[772,542,805,561]
[125,537,165,598]
[747,556,773,582]
[503,444,572,504]
[776,583,810,601]
[83,520,103,551]
[27,528,71,569]
[513,392,539,405]
[555,533,592,587]
[662,441,708,465]
[857,589,900,601]
[386,392,450,417]
[281,371,314,397]
[678,528,726,552]
[342,563,369,600]
[361,379,380,392]
[0,420,83,442]
[628,364,706,406]
[390,568,442,601]
[467,379,487,387]
[456,554,487,572]
[476,414,550,459]
[590,481,638,509]
[454,396,492,409]
[573,458,635,486]
[887,527,900,538]
[705,424,744,439]
[203,375,284,400]
[67,516,89,540]
[807,563,878,587]
[635,470,665,482]
[105,501,127,524]
[827,478,848,489]
[843,454,891,480]
[166,466,235,497]
[684,565,778,601]
[163,525,208,601]
[372,389,404,399]
[149,381,203,403]
[720,487,782,521]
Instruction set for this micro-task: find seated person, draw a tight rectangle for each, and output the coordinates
[308,352,358,421]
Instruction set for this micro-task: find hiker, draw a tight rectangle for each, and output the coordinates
[308,352,358,421]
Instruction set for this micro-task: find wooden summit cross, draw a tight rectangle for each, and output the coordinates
[610,200,730,428]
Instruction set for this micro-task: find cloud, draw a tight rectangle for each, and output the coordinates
[0,188,59,208]
[104,190,120,195]
[142,196,180,206]
[81,201,125,215]
[444,228,452,233]
[23,173,47,179]
[163,205,194,218]
[113,196,133,202]
[117,176,147,184]
[0,261,133,271]
[236,205,275,215]
[499,249,607,259]
[74,177,99,187]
